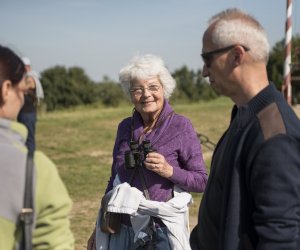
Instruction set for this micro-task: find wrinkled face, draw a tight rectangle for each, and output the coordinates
[0,76,27,120]
[130,77,164,119]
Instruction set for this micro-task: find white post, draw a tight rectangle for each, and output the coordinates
[282,0,293,105]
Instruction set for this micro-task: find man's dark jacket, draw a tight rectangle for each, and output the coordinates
[190,83,300,250]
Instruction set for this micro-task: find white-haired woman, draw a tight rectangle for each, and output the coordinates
[88,54,207,250]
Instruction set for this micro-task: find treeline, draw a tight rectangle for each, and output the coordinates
[40,36,300,111]
[40,67,126,111]
[40,65,218,111]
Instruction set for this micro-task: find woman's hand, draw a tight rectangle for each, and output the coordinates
[144,152,173,178]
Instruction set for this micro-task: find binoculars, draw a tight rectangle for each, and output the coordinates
[124,140,155,169]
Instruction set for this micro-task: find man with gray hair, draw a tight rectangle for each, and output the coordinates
[17,57,44,152]
[190,8,300,250]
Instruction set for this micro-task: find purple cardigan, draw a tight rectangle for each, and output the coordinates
[105,100,207,202]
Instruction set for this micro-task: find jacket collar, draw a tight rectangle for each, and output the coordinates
[132,100,174,145]
[231,83,282,129]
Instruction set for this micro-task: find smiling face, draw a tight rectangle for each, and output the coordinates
[130,77,164,123]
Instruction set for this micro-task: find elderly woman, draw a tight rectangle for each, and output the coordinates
[88,54,207,250]
[0,45,74,249]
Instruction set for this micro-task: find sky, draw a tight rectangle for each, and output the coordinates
[1,0,300,82]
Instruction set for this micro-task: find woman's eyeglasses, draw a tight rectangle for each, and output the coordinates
[130,85,161,96]
[201,44,250,68]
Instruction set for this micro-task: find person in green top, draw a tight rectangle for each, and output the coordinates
[0,45,74,249]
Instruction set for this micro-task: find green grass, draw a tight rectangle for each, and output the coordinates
[37,98,300,249]
[36,97,234,249]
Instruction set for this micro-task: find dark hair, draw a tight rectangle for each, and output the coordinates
[0,45,25,106]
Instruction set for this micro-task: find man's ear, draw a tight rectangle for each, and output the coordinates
[1,80,12,102]
[232,45,245,66]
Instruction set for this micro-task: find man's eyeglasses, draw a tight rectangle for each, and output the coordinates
[129,85,161,96]
[201,44,250,68]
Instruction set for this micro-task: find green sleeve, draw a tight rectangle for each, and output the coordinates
[32,151,74,249]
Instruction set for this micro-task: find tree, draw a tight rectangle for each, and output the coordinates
[172,66,198,102]
[267,35,300,89]
[194,69,219,100]
[41,66,69,111]
[41,66,95,111]
[68,67,95,104]
[94,76,128,107]
[171,66,218,103]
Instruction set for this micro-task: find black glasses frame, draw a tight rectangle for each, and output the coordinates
[201,44,250,68]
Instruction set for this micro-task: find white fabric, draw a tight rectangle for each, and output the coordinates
[95,175,122,250]
[27,70,44,100]
[103,182,192,250]
[137,192,191,250]
[107,183,143,214]
[22,57,31,66]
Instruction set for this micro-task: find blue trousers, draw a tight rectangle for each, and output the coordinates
[17,111,36,152]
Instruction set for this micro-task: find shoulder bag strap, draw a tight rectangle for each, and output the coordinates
[137,167,151,200]
[20,151,34,250]
[128,164,150,200]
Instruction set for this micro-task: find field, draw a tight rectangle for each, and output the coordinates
[36,97,300,249]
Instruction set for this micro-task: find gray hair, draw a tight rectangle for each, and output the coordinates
[119,54,176,99]
[208,8,270,64]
